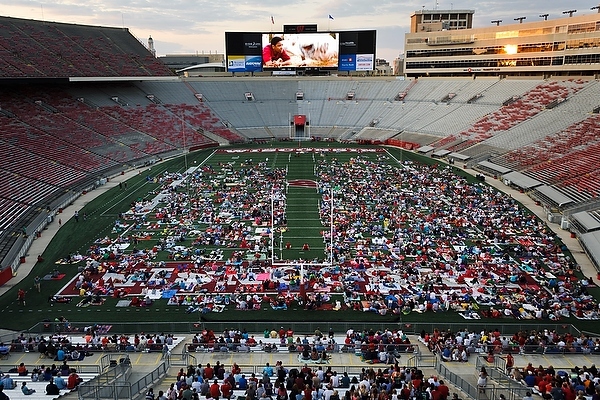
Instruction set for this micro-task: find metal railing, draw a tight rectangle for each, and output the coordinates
[22,321,586,339]
[474,355,537,400]
[78,355,133,400]
[129,360,170,400]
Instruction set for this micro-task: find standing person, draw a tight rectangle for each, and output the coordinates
[166,383,177,400]
[505,353,514,373]
[34,276,41,293]
[17,289,26,306]
[477,367,488,394]
[156,391,167,400]
[262,37,292,68]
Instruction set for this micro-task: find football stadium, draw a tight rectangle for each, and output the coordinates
[1,11,600,400]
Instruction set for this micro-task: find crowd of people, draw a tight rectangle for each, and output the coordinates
[420,327,600,359]
[2,328,176,356]
[508,362,600,400]
[153,359,455,400]
[0,360,83,395]
[42,149,597,323]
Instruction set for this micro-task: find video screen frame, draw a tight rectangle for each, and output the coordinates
[225,30,375,73]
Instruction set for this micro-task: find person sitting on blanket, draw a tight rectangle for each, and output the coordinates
[69,350,81,361]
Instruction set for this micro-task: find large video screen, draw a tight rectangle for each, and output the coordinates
[261,33,339,69]
[225,30,375,73]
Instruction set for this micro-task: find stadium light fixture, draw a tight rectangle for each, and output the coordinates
[514,16,526,23]
[562,10,577,17]
[491,19,502,26]
[591,5,600,13]
[539,14,549,20]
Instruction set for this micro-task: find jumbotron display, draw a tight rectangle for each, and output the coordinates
[225,30,376,73]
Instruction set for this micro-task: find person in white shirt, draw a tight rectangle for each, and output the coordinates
[330,372,339,388]
[323,385,334,400]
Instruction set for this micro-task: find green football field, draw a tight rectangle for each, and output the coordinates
[1,142,598,335]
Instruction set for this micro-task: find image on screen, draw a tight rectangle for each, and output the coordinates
[261,33,339,69]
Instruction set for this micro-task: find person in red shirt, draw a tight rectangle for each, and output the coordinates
[262,37,292,68]
[204,363,214,380]
[67,371,82,390]
[436,381,449,400]
[210,380,221,400]
[17,289,26,306]
[221,380,232,400]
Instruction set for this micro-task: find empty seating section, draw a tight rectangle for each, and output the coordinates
[0,114,111,173]
[0,198,30,234]
[138,81,199,104]
[0,16,172,78]
[0,93,117,172]
[161,103,244,143]
[0,139,86,187]
[458,80,588,143]
[489,111,600,198]
[103,104,216,149]
[0,168,59,205]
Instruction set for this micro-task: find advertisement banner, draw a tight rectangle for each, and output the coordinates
[356,54,374,71]
[338,54,356,71]
[227,56,246,72]
[245,56,263,72]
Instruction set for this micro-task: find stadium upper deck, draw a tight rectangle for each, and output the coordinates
[0,16,173,79]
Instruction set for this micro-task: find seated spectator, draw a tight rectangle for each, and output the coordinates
[67,371,82,390]
[42,367,53,381]
[46,379,60,396]
[54,373,67,390]
[17,362,28,376]
[21,381,36,395]
[0,374,16,389]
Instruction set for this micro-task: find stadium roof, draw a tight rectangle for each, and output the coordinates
[478,161,511,175]
[176,63,227,73]
[571,211,600,232]
[579,231,600,270]
[535,185,575,208]
[502,171,543,190]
